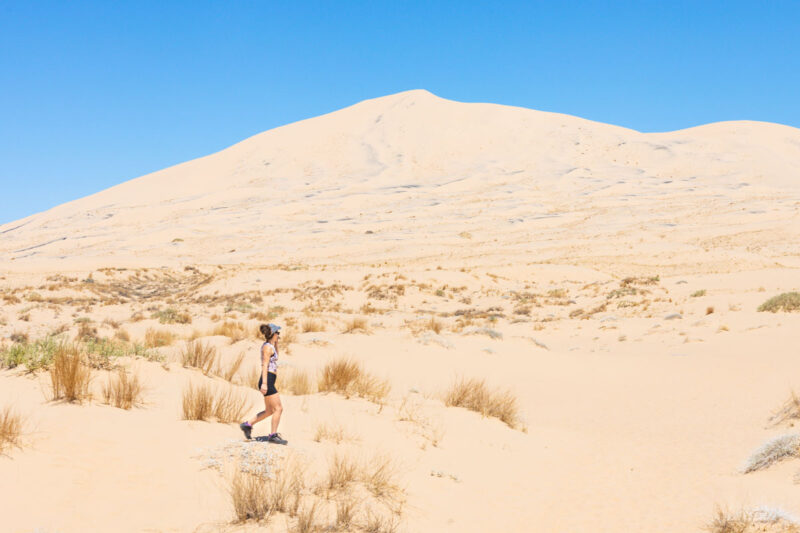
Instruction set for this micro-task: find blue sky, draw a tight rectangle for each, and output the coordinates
[1,1,798,224]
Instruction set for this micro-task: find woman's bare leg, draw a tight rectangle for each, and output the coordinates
[267,394,283,434]
[248,396,273,426]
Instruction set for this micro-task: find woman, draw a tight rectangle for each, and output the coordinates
[239,323,287,444]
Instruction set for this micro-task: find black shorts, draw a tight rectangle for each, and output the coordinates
[258,372,278,396]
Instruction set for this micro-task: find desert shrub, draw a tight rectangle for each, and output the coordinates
[10,331,28,343]
[292,501,319,533]
[324,452,403,507]
[691,290,707,297]
[0,405,23,454]
[313,422,345,443]
[706,507,800,533]
[326,451,361,490]
[217,352,245,383]
[318,357,390,403]
[771,391,800,426]
[102,369,144,409]
[212,321,250,342]
[742,434,800,473]
[181,381,249,423]
[181,340,218,374]
[84,337,130,369]
[114,329,131,342]
[342,317,369,334]
[144,328,176,348]
[758,292,800,313]
[280,367,314,395]
[444,377,520,429]
[231,456,305,522]
[152,307,192,324]
[335,498,357,531]
[427,317,443,334]
[302,319,325,333]
[50,343,92,403]
[231,469,273,522]
[76,321,98,341]
[1,336,60,371]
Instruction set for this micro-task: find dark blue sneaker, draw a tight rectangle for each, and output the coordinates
[239,422,252,440]
[267,433,288,445]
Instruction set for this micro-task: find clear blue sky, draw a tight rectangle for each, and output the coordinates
[1,1,798,224]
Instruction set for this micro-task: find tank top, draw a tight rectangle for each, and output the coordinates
[263,342,278,373]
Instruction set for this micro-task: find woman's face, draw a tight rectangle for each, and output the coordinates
[272,332,280,345]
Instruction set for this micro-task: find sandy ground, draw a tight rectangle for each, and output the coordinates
[1,91,800,532]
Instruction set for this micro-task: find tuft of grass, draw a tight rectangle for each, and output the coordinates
[741,434,800,473]
[181,340,218,375]
[313,422,345,444]
[301,319,326,333]
[217,352,246,383]
[326,451,361,490]
[444,377,521,429]
[770,391,800,426]
[114,329,130,342]
[342,317,370,334]
[318,357,390,403]
[50,343,92,403]
[144,328,176,348]
[230,456,305,523]
[77,321,98,341]
[151,307,192,324]
[427,317,443,334]
[1,336,60,371]
[102,368,144,409]
[181,380,249,423]
[282,367,316,395]
[758,292,800,313]
[292,501,319,533]
[691,289,707,297]
[706,506,800,533]
[335,498,357,531]
[212,321,251,342]
[0,405,23,454]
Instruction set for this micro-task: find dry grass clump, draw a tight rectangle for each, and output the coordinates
[77,321,99,341]
[323,452,403,509]
[152,307,192,324]
[318,358,390,403]
[326,451,362,490]
[231,456,306,523]
[144,328,176,348]
[444,377,521,429]
[50,343,92,403]
[292,501,319,533]
[706,507,800,533]
[771,391,800,426]
[282,367,316,395]
[427,317,443,334]
[114,329,130,342]
[212,321,250,342]
[217,352,246,383]
[0,405,23,454]
[102,369,144,409]
[741,434,800,473]
[758,292,800,313]
[181,340,218,374]
[181,380,249,423]
[342,317,370,334]
[313,422,346,443]
[301,318,326,333]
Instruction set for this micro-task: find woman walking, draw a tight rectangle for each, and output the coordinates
[239,323,288,444]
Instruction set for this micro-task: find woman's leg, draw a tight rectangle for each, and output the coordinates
[248,395,274,426]
[266,393,283,434]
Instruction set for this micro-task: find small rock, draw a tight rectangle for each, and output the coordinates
[664,313,683,320]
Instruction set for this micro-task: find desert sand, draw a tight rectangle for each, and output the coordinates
[1,90,800,532]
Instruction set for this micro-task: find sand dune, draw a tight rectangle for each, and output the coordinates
[2,91,800,532]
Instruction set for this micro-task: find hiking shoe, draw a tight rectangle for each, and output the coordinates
[267,433,288,445]
[239,422,252,440]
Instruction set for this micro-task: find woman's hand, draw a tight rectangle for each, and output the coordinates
[260,382,268,394]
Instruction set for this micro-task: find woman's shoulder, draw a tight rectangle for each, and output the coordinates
[261,342,274,354]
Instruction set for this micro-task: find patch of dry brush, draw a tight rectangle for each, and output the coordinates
[182,380,249,423]
[444,377,521,429]
[50,343,92,403]
[0,405,23,454]
[102,369,144,409]
[318,357,390,403]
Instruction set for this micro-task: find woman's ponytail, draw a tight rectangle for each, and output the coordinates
[259,324,270,340]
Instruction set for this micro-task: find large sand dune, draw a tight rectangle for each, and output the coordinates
[3,89,799,272]
[2,91,800,533]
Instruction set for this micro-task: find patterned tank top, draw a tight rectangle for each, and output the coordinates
[264,342,278,373]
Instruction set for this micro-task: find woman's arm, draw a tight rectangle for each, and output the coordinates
[261,343,273,381]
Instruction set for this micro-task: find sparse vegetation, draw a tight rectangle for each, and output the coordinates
[282,367,315,395]
[444,377,521,429]
[318,357,390,403]
[181,380,249,423]
[144,328,176,348]
[302,318,326,333]
[758,292,800,313]
[706,507,800,533]
[212,321,251,342]
[741,434,800,473]
[771,391,800,426]
[151,307,192,324]
[0,405,23,454]
[313,422,346,444]
[102,369,144,409]
[181,340,218,374]
[50,343,92,403]
[1,336,60,371]
[342,317,370,334]
[691,290,707,297]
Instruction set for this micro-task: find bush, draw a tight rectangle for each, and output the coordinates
[181,340,218,374]
[50,343,92,403]
[0,336,60,371]
[706,507,800,533]
[741,434,800,473]
[152,307,192,324]
[444,377,521,429]
[282,368,315,395]
[212,321,250,342]
[318,357,390,403]
[342,317,370,334]
[102,369,144,409]
[758,292,800,313]
[144,328,176,348]
[181,381,249,423]
[0,405,23,454]
[301,319,325,333]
